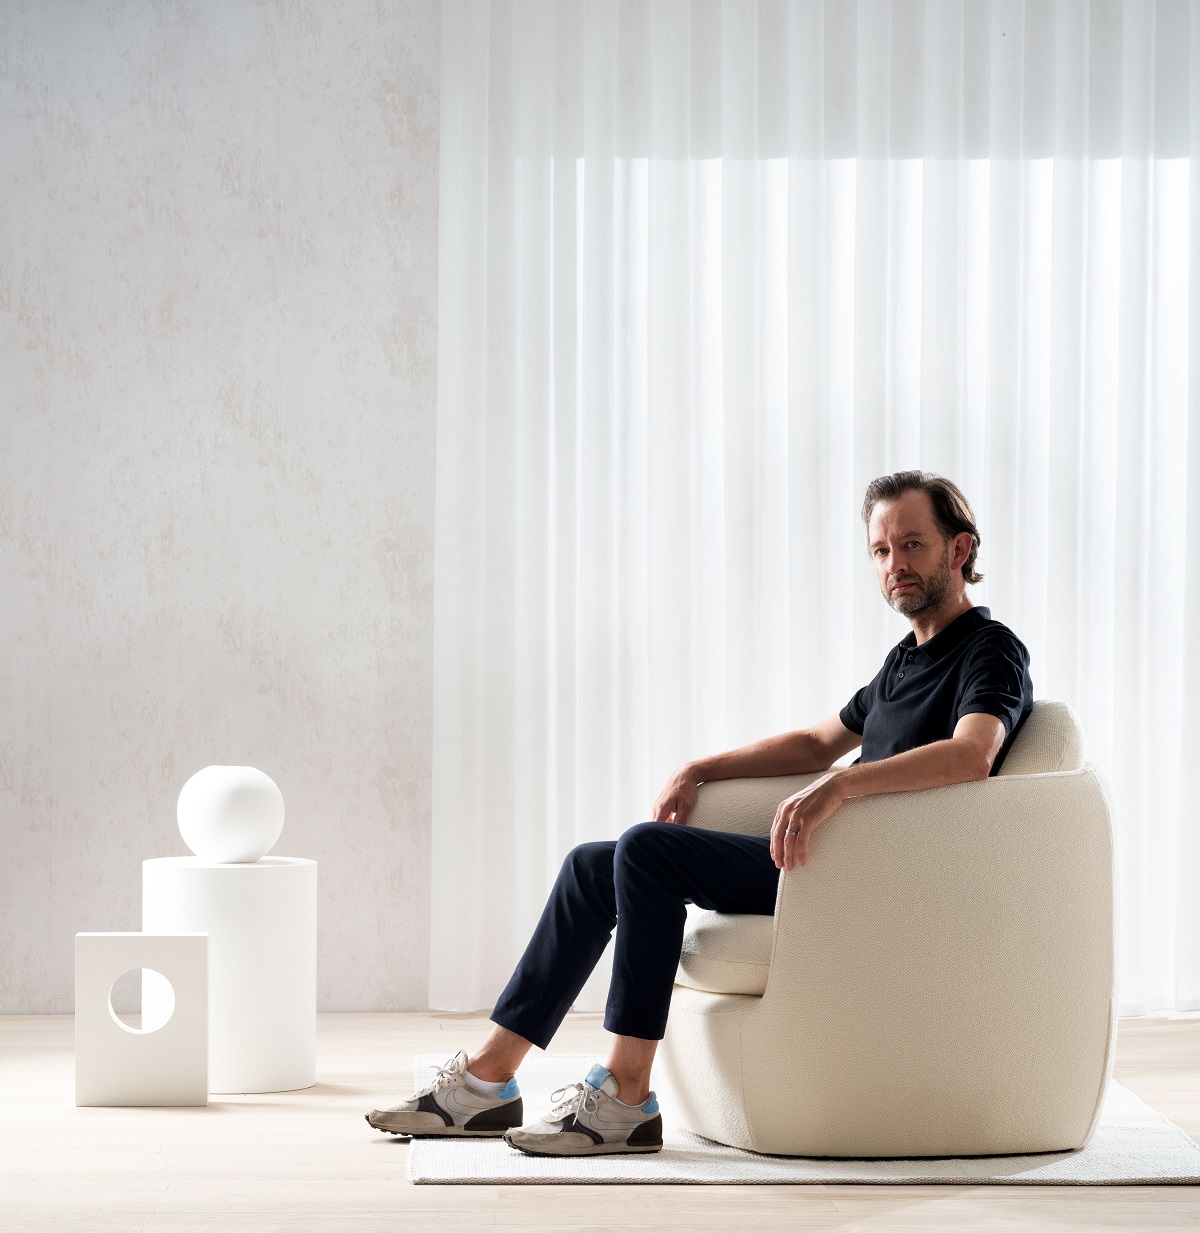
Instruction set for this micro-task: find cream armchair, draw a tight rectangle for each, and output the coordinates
[657,700,1118,1158]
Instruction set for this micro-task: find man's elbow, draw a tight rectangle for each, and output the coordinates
[955,741,993,782]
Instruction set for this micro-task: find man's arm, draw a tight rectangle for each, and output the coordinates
[688,714,863,782]
[650,715,863,826]
[770,713,1007,871]
[831,712,1005,799]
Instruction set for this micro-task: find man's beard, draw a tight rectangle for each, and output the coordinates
[889,544,954,615]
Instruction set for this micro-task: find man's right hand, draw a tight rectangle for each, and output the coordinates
[650,765,702,826]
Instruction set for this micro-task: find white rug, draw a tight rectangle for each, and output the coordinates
[406,1052,1200,1185]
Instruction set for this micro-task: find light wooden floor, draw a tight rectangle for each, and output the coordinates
[3,1010,1199,1232]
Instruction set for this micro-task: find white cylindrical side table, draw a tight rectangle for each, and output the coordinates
[143,856,317,1094]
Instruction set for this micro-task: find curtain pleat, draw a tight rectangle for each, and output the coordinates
[433,0,1200,1017]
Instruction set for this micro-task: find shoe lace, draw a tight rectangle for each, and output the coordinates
[547,1081,601,1121]
[414,1053,467,1098]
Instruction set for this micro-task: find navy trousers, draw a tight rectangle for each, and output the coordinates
[490,821,781,1047]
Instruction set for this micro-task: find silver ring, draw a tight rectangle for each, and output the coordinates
[785,828,799,837]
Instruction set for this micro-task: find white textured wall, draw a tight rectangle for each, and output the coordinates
[1,0,439,1011]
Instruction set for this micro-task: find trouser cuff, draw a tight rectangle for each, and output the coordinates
[488,1009,555,1052]
[602,1004,668,1042]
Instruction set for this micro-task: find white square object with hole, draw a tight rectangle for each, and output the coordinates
[74,932,208,1107]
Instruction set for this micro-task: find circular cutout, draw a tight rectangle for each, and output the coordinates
[108,967,176,1035]
[177,765,285,863]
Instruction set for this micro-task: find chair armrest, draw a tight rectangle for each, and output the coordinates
[759,763,1117,1024]
[686,771,830,837]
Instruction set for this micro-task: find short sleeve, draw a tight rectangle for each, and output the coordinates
[839,664,884,735]
[955,636,1030,736]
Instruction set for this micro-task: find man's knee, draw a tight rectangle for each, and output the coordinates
[614,820,681,869]
[561,839,615,885]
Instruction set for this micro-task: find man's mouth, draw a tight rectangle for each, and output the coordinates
[893,582,916,591]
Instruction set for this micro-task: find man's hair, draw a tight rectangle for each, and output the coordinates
[860,470,984,585]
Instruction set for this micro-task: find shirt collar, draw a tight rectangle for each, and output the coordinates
[900,605,990,662]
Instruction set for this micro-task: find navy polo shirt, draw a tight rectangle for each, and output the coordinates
[838,606,1033,776]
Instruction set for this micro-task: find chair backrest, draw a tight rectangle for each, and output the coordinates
[996,699,1085,775]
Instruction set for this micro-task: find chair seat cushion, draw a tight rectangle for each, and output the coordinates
[675,908,773,996]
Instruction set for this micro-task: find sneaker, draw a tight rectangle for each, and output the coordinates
[503,1064,664,1157]
[364,1050,523,1138]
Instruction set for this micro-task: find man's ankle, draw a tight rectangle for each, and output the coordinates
[466,1058,516,1083]
[609,1076,651,1106]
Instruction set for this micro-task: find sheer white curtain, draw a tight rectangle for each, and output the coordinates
[431,0,1200,1019]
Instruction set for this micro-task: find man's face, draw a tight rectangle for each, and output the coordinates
[868,490,958,617]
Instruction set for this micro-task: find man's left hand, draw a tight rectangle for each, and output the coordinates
[770,772,846,871]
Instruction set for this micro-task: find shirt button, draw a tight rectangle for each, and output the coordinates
[898,672,905,678]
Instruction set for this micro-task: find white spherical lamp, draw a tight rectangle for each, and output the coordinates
[177,765,285,863]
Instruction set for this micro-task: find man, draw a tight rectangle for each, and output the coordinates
[366,470,1033,1157]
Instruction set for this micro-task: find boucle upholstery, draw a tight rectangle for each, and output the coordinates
[673,701,1089,999]
[660,699,1117,1157]
[677,909,773,996]
[992,698,1085,775]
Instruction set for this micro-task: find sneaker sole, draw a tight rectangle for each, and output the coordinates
[365,1113,509,1138]
[503,1134,663,1157]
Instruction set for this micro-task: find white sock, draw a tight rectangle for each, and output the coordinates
[463,1069,508,1095]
